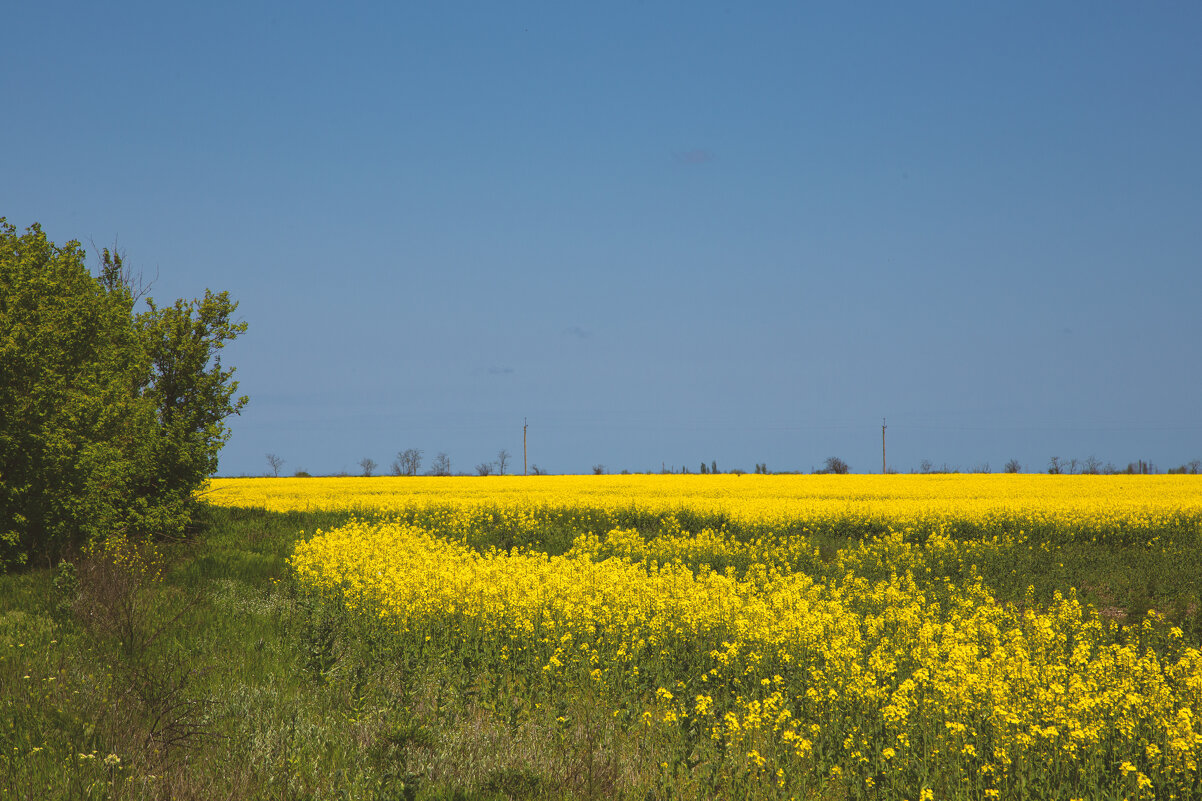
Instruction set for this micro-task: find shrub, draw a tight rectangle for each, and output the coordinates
[0,220,246,567]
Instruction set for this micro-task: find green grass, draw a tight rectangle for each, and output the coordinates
[1,503,1200,800]
[0,505,522,801]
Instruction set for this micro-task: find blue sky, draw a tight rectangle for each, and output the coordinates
[4,1,1200,475]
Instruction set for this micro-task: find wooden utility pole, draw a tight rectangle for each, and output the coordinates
[523,418,528,476]
[881,417,887,475]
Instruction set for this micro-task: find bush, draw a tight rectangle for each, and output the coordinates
[0,220,246,568]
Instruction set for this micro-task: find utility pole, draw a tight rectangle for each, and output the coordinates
[523,418,528,476]
[881,417,887,475]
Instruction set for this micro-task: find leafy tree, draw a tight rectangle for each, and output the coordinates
[2,223,140,565]
[135,284,246,509]
[0,220,246,568]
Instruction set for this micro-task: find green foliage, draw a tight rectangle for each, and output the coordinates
[0,219,246,568]
[50,560,79,625]
[132,284,247,521]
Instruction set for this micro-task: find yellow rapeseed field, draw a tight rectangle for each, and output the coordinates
[214,475,1202,798]
[207,473,1202,539]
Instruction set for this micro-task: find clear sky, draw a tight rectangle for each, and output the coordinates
[4,1,1200,476]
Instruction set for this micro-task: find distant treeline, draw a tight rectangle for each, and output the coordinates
[248,452,1201,478]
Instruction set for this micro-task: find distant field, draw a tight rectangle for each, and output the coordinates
[206,473,1202,532]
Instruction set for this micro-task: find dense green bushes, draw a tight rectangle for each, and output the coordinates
[0,219,245,568]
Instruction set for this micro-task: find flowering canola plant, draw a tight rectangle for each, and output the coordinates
[210,474,1202,547]
[209,474,1199,520]
[272,475,1202,798]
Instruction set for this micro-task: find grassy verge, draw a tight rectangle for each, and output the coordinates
[2,505,427,801]
[2,504,1200,800]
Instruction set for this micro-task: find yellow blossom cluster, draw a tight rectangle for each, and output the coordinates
[290,512,1202,798]
[210,473,1202,546]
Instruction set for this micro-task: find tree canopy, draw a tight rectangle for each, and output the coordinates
[0,219,246,568]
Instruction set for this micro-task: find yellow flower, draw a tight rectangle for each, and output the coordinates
[274,475,1202,801]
